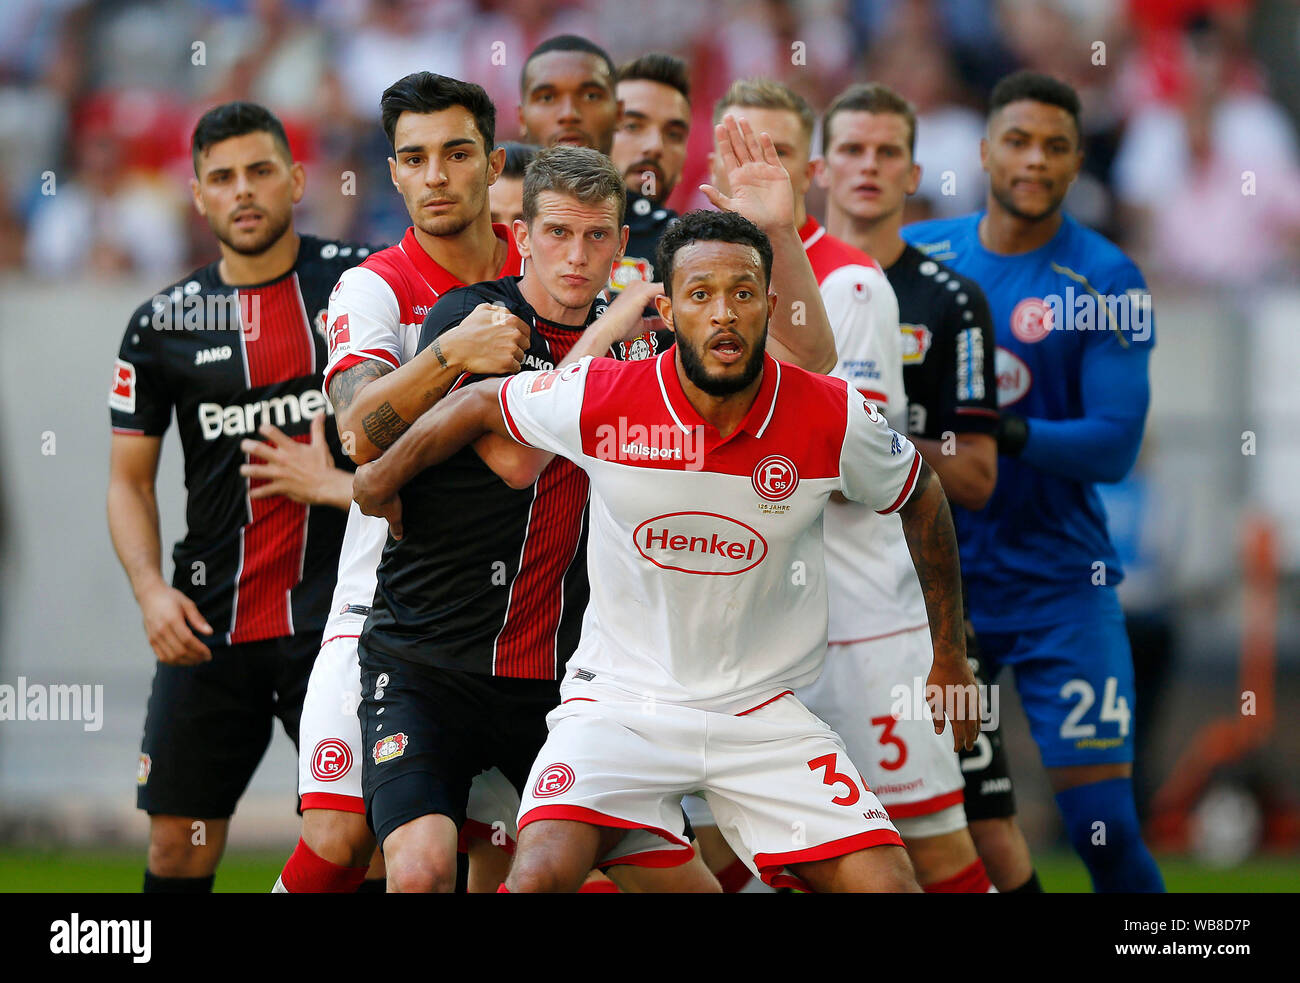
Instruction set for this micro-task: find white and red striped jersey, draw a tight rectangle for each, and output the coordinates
[319,224,524,642]
[801,217,928,643]
[498,349,922,713]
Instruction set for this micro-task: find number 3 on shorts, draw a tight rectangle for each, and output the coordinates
[807,753,861,806]
[1059,676,1130,739]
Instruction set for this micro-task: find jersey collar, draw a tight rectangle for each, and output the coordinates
[798,215,826,250]
[398,224,524,295]
[654,347,782,451]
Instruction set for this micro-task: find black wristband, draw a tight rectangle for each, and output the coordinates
[995,413,1029,456]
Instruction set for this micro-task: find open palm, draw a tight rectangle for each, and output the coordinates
[700,113,795,231]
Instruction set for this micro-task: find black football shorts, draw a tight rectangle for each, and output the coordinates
[957,623,1018,822]
[137,633,317,818]
[357,644,558,848]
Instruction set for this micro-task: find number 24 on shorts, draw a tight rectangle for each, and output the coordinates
[1059,676,1130,739]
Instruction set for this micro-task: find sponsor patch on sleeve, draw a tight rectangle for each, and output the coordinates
[110,358,136,414]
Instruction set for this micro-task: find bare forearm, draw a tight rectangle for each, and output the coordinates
[336,348,470,463]
[911,434,997,510]
[765,224,836,373]
[107,481,168,599]
[899,465,966,666]
[365,383,503,498]
[319,466,356,510]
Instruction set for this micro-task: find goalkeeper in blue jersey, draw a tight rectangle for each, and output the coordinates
[903,71,1163,893]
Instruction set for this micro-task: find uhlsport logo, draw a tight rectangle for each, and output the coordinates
[1010,297,1054,343]
[635,512,768,576]
[752,454,798,502]
[311,738,353,782]
[533,763,575,798]
[372,732,407,764]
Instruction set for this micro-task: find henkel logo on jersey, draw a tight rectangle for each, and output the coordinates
[310,739,353,782]
[752,455,799,502]
[109,359,136,413]
[197,387,334,440]
[995,347,1032,406]
[634,512,769,575]
[1010,297,1055,343]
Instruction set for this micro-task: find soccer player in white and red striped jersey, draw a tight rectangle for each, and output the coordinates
[275,73,536,894]
[693,80,994,893]
[353,210,980,892]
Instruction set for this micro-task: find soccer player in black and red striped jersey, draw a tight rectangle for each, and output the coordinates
[108,102,367,892]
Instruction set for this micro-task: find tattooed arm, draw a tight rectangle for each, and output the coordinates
[897,460,980,752]
[328,301,530,465]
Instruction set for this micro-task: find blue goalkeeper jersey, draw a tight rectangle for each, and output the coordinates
[902,212,1155,631]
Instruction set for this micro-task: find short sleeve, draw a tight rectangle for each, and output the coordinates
[498,356,592,460]
[110,306,172,436]
[822,264,906,424]
[321,266,403,393]
[839,385,923,515]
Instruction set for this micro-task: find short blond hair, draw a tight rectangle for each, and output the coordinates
[713,78,815,151]
[522,145,626,227]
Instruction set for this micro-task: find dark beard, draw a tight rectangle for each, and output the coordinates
[216,208,293,256]
[990,182,1064,223]
[678,325,767,396]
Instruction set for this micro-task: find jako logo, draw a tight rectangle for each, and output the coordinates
[634,512,768,575]
[994,347,1032,407]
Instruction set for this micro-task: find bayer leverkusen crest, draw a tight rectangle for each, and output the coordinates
[372,732,407,764]
[617,331,660,362]
[610,256,653,291]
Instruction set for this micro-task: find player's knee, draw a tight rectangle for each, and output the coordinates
[148,817,217,877]
[862,845,922,893]
[302,809,374,869]
[505,853,584,894]
[386,853,457,894]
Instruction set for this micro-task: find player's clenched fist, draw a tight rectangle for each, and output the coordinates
[442,303,530,376]
[138,584,213,665]
[353,461,404,540]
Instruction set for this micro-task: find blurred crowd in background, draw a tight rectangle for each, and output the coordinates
[3,0,1299,288]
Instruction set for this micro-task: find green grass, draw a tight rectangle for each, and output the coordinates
[0,848,1296,892]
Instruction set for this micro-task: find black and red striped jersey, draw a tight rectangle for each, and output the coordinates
[110,235,371,644]
[886,244,999,440]
[360,275,673,681]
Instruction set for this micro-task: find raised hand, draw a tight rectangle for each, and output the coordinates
[699,113,795,233]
